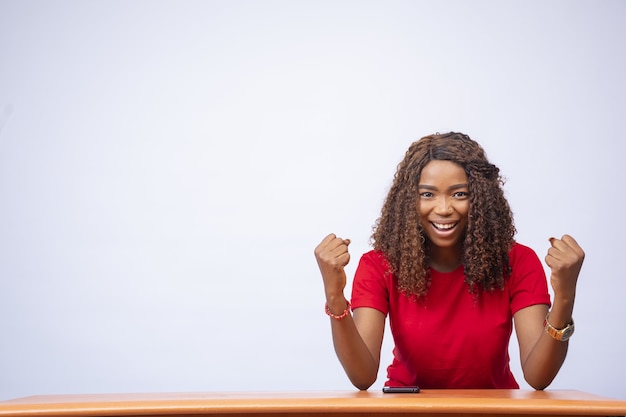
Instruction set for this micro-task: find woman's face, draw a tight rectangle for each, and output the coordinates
[417,160,469,251]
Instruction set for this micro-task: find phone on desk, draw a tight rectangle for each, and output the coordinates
[382,386,420,393]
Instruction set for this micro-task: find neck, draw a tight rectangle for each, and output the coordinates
[429,245,463,273]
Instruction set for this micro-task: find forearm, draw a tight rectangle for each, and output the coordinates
[326,296,381,390]
[315,235,383,390]
[521,234,584,389]
[522,298,574,390]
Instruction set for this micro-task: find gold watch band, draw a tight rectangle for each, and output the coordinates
[544,313,575,341]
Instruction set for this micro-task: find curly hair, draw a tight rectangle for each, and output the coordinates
[371,132,516,299]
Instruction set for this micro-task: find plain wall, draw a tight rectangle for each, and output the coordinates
[1,0,625,400]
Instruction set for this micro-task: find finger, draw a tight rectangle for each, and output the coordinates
[336,251,351,267]
[547,236,572,257]
[545,237,569,267]
[315,234,351,261]
[548,236,567,249]
[560,234,585,258]
[322,244,350,268]
[320,233,337,245]
[327,236,350,252]
[317,234,346,251]
[546,237,563,260]
[548,235,584,259]
[330,239,351,257]
[315,234,339,258]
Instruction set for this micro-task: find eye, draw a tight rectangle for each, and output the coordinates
[419,191,434,198]
[453,191,469,198]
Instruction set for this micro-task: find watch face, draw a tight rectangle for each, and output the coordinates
[561,326,574,341]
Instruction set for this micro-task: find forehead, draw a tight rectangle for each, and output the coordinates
[419,160,468,185]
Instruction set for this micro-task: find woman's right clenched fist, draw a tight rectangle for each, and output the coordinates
[314,233,351,297]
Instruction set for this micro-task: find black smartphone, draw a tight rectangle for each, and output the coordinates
[382,386,420,393]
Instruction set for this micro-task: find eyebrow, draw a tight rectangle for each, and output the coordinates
[418,183,469,191]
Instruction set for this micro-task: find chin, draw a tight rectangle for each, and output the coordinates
[426,237,463,249]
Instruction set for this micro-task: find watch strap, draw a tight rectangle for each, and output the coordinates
[544,313,575,341]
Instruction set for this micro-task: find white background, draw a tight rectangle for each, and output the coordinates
[1,0,625,401]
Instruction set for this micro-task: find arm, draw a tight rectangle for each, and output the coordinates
[314,234,385,390]
[514,234,584,390]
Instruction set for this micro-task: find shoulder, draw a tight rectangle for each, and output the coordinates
[354,250,392,283]
[359,249,389,270]
[509,242,542,266]
[507,241,546,283]
[352,250,393,311]
[507,242,550,311]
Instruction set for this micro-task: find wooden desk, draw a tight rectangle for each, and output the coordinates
[1,390,625,417]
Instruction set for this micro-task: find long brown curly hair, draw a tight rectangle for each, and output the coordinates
[371,132,516,299]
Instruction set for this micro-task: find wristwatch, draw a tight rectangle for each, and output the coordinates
[544,313,575,341]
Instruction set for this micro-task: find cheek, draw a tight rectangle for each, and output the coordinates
[417,199,432,215]
[458,203,470,222]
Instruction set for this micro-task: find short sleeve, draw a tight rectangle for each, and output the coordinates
[508,243,552,314]
[350,251,391,315]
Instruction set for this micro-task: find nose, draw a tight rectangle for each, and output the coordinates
[434,197,453,215]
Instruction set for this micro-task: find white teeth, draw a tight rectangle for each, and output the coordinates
[433,222,455,230]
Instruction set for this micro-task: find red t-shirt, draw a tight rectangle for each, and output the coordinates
[351,243,551,389]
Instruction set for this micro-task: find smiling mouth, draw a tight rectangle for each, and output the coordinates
[432,222,457,231]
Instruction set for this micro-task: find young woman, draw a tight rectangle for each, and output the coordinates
[314,132,584,390]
